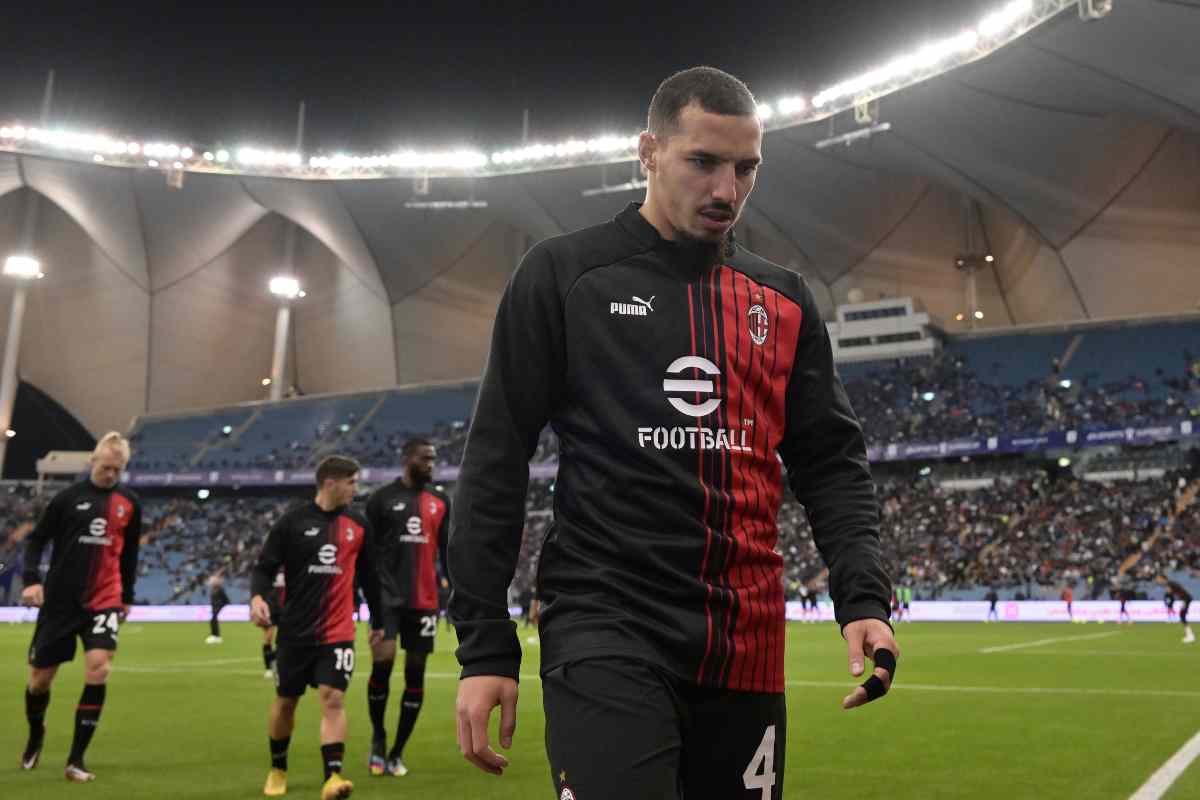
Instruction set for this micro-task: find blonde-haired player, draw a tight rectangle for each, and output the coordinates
[20,432,142,782]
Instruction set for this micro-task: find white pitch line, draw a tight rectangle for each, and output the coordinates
[1129,728,1200,800]
[979,631,1119,653]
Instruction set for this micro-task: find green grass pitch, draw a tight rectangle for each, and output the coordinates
[0,620,1197,799]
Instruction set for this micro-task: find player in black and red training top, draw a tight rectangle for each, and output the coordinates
[449,67,898,798]
[250,456,382,800]
[19,432,142,783]
[363,437,450,777]
[1158,576,1194,643]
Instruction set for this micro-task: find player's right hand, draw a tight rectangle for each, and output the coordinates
[249,595,272,628]
[20,583,43,608]
[456,675,518,775]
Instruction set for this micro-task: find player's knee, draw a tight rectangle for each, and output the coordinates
[85,658,113,684]
[404,655,427,689]
[319,688,346,713]
[29,667,56,692]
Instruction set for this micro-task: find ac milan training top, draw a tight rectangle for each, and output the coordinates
[251,501,381,646]
[449,203,891,693]
[365,480,450,611]
[23,480,142,612]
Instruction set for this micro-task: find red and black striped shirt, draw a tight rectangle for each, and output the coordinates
[23,480,142,611]
[450,203,890,692]
[251,501,380,646]
[365,481,450,611]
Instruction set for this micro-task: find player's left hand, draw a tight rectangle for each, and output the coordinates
[119,604,131,623]
[841,618,899,710]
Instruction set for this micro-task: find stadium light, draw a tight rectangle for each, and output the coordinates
[922,391,936,402]
[918,466,932,476]
[267,277,301,403]
[221,425,233,435]
[974,310,985,320]
[269,276,302,300]
[0,1,1072,180]
[4,255,42,279]
[197,488,211,500]
[1059,378,1072,389]
[1057,456,1072,468]
[261,378,272,387]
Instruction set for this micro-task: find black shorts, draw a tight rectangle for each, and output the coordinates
[275,641,356,697]
[1181,600,1191,624]
[372,606,437,653]
[29,606,122,668]
[543,658,786,800]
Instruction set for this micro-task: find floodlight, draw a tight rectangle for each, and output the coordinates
[269,276,302,299]
[4,255,42,279]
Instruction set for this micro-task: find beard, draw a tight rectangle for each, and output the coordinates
[675,226,737,273]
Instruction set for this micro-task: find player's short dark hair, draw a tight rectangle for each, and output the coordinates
[315,455,360,487]
[401,437,433,459]
[648,66,758,137]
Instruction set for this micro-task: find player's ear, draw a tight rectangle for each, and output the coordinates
[639,131,658,174]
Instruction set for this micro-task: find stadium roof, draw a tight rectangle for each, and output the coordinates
[0,0,1197,436]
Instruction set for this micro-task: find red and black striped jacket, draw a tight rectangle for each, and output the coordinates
[449,202,890,693]
[23,480,142,611]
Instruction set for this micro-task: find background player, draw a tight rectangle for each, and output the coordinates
[250,455,382,799]
[363,437,450,778]
[1062,585,1074,622]
[900,584,913,622]
[19,432,141,783]
[207,572,230,644]
[985,588,999,623]
[1157,576,1194,643]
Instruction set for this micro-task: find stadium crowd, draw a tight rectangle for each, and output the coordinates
[842,351,1200,448]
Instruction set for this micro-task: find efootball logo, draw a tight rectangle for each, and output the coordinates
[662,356,721,418]
[317,544,338,565]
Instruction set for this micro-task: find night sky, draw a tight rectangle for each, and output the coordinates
[1,1,998,154]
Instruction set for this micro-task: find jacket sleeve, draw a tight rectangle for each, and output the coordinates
[22,490,65,586]
[449,243,565,680]
[251,515,287,600]
[437,495,450,585]
[120,500,142,605]
[776,284,891,630]
[355,516,382,623]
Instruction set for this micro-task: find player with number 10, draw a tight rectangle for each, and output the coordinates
[250,455,382,799]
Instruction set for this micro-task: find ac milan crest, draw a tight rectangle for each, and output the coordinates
[748,303,769,346]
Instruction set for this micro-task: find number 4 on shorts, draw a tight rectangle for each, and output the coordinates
[742,724,776,799]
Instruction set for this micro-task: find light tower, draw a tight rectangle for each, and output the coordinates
[267,276,303,402]
[0,255,44,474]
